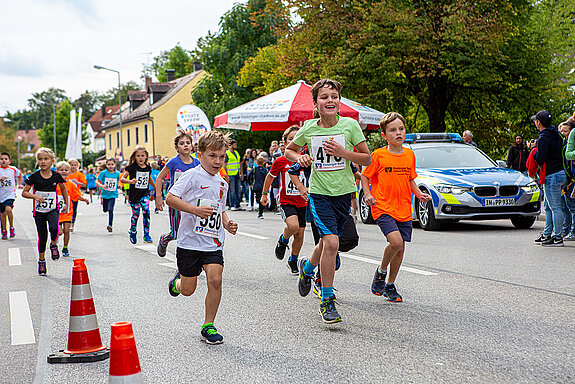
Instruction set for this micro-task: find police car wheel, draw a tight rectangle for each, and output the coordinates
[510,216,536,229]
[358,190,375,224]
[416,195,441,231]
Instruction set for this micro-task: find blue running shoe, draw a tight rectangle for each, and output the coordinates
[62,248,70,257]
[143,234,152,243]
[319,297,341,324]
[298,258,312,297]
[201,323,223,344]
[168,272,181,297]
[129,231,137,244]
[371,267,387,296]
[383,283,403,302]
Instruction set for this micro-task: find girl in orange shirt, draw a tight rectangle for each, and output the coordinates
[56,161,89,257]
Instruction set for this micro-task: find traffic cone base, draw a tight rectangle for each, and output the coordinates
[47,349,109,364]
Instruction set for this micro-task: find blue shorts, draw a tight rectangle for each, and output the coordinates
[376,214,412,242]
[308,193,351,237]
[0,199,14,213]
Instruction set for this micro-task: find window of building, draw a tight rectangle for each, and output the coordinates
[109,133,112,150]
[144,124,148,143]
[127,128,130,147]
[116,132,120,148]
[135,126,139,145]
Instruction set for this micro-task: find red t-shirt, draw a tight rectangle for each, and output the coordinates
[269,156,307,208]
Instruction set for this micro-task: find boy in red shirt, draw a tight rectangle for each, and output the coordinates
[361,112,431,302]
[261,126,307,274]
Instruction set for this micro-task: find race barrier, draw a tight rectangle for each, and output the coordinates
[48,258,109,363]
[109,321,142,383]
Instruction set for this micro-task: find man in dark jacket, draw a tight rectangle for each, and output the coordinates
[507,134,529,173]
[532,110,566,246]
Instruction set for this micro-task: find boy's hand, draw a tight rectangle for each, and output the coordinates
[0,176,6,180]
[418,193,432,203]
[225,220,238,235]
[156,196,164,211]
[61,204,68,213]
[83,198,90,205]
[297,154,313,168]
[323,139,346,157]
[194,205,213,219]
[260,194,268,206]
[298,186,309,202]
[365,194,377,206]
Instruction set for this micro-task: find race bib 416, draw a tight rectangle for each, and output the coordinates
[311,134,346,171]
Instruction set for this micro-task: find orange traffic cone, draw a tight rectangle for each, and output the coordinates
[109,322,142,383]
[48,258,109,363]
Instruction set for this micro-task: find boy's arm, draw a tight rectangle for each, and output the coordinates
[155,167,169,210]
[410,180,432,202]
[288,173,309,202]
[323,140,372,166]
[222,211,238,235]
[360,174,376,206]
[59,183,69,213]
[260,173,275,206]
[148,174,156,190]
[285,142,311,166]
[165,192,212,219]
[17,172,23,188]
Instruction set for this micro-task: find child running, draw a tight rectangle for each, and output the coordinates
[121,145,156,244]
[361,112,431,302]
[22,148,69,275]
[260,126,307,274]
[0,152,22,239]
[252,155,268,219]
[67,158,86,232]
[285,78,371,324]
[56,161,89,257]
[155,131,200,257]
[166,130,238,344]
[86,167,97,203]
[97,158,121,232]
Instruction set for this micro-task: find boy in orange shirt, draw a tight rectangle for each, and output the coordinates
[361,112,431,302]
[67,158,87,231]
[56,161,89,257]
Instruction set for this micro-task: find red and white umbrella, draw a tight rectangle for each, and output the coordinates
[214,80,384,131]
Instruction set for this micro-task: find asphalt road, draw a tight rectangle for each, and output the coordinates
[1,193,574,383]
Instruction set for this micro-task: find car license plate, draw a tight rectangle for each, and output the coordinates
[484,198,515,207]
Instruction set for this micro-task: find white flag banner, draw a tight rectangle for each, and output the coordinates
[76,108,83,160]
[65,109,77,160]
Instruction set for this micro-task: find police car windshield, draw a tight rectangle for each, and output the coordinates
[414,145,495,169]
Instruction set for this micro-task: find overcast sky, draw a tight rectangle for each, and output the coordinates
[0,0,240,117]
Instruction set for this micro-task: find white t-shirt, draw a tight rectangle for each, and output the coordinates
[169,165,228,251]
[0,166,20,202]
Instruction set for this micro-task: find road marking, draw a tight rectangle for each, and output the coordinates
[340,253,438,276]
[9,291,36,345]
[8,248,21,266]
[237,231,269,240]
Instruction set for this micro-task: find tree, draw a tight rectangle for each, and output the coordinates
[0,120,17,155]
[149,44,193,82]
[38,99,73,158]
[27,87,68,130]
[73,90,102,121]
[99,81,141,107]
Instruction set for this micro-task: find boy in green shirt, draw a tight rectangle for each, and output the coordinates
[285,78,371,323]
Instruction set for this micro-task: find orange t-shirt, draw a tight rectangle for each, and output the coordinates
[68,171,87,201]
[59,180,82,223]
[362,147,417,222]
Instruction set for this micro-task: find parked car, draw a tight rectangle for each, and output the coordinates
[359,133,541,230]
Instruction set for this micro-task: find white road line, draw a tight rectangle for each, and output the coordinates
[8,248,22,266]
[236,231,269,240]
[9,291,36,345]
[340,253,438,276]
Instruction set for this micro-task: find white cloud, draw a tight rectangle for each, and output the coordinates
[0,0,239,116]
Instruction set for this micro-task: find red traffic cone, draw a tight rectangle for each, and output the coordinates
[48,258,109,363]
[109,322,142,383]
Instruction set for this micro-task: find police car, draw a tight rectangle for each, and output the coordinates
[359,133,541,230]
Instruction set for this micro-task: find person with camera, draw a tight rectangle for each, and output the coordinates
[507,134,529,175]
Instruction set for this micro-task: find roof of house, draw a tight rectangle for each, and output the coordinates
[103,70,202,130]
[17,129,41,152]
[127,91,147,101]
[87,105,120,132]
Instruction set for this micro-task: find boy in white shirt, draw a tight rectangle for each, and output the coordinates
[166,131,238,344]
[0,152,22,239]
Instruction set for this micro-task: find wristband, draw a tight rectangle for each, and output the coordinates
[262,191,268,195]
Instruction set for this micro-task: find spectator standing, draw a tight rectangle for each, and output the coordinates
[241,149,251,206]
[507,134,529,174]
[462,130,477,147]
[531,110,566,247]
[558,121,575,240]
[225,139,244,211]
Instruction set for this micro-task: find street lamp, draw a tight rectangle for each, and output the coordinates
[3,118,21,168]
[94,65,123,159]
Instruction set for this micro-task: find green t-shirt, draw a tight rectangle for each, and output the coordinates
[293,116,366,196]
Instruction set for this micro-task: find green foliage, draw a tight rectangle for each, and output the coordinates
[27,87,67,129]
[0,120,17,155]
[150,44,193,82]
[73,90,101,119]
[38,100,73,159]
[99,81,141,107]
[83,150,106,166]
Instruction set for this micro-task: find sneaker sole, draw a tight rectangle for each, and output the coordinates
[318,310,342,324]
[384,294,403,302]
[541,243,564,247]
[201,336,223,345]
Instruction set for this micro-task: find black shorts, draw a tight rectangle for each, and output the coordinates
[376,214,412,242]
[308,193,352,237]
[279,204,306,228]
[176,248,224,277]
[0,199,14,213]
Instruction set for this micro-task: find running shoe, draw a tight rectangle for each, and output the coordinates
[383,283,403,302]
[275,234,289,260]
[157,238,167,257]
[541,237,564,247]
[129,231,137,244]
[62,248,70,257]
[1,230,6,240]
[371,267,387,296]
[335,252,341,271]
[70,224,74,232]
[143,234,153,243]
[534,234,550,244]
[319,297,341,324]
[9,227,15,238]
[49,243,60,260]
[107,225,113,233]
[201,323,224,344]
[312,275,322,299]
[298,258,312,297]
[168,272,181,297]
[564,234,575,241]
[287,259,298,275]
[38,260,47,275]
[258,214,264,219]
